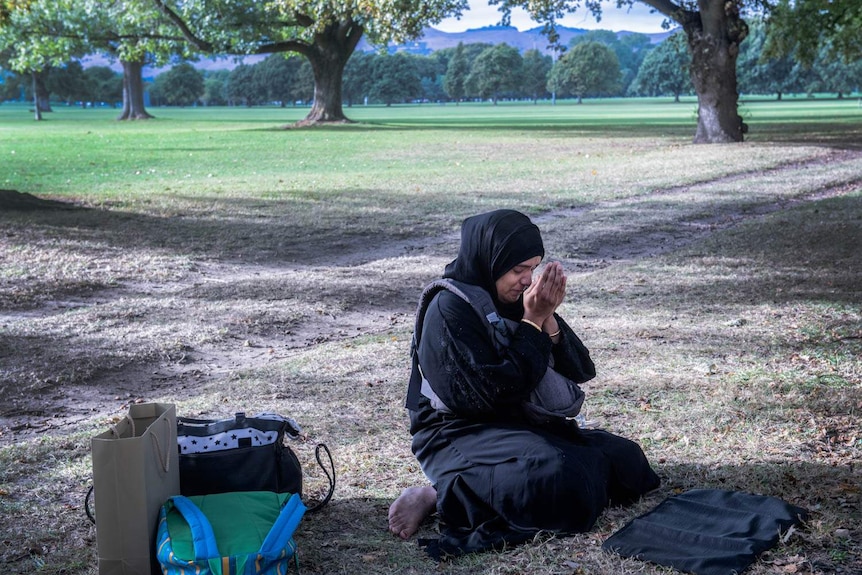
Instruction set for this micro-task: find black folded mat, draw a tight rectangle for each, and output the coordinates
[602,489,807,575]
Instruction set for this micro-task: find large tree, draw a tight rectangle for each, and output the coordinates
[0,0,187,120]
[571,29,654,94]
[151,0,466,124]
[155,62,204,106]
[257,54,304,107]
[522,48,553,102]
[85,66,124,106]
[443,42,469,103]
[465,43,523,104]
[494,0,768,142]
[369,52,422,106]
[225,64,262,107]
[547,41,620,103]
[0,0,78,119]
[46,61,90,105]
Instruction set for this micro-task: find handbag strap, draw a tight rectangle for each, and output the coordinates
[306,443,336,513]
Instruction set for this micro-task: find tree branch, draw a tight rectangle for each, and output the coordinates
[252,39,311,56]
[150,0,215,52]
[634,0,698,26]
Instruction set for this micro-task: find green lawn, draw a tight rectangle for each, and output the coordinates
[0,99,860,575]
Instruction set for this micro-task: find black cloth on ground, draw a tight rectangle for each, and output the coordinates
[601,489,808,575]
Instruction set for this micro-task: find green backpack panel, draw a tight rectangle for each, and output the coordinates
[156,491,305,575]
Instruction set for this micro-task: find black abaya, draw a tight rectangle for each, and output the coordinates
[405,210,660,556]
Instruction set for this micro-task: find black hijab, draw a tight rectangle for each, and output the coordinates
[443,209,544,320]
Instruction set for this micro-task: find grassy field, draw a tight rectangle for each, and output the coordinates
[0,98,860,574]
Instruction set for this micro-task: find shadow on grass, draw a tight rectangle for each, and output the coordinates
[277,119,862,150]
[4,182,860,292]
[565,192,861,305]
[291,456,859,574]
[0,191,441,277]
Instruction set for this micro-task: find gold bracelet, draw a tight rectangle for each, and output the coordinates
[521,319,542,332]
[548,329,561,338]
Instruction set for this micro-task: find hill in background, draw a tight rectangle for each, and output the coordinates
[367,24,673,56]
[82,25,674,76]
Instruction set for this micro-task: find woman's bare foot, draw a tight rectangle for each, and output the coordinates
[388,486,437,540]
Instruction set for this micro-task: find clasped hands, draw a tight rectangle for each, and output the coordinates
[522,261,566,339]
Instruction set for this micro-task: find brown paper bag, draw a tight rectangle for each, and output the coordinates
[91,403,180,575]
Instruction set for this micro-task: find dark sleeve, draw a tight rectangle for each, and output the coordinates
[550,314,596,384]
[418,291,552,418]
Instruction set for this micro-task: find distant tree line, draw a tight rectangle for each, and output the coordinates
[2,22,860,109]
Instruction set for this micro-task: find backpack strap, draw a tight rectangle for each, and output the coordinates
[168,496,221,560]
[405,279,511,410]
[259,493,306,558]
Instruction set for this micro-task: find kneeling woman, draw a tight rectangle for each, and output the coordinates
[389,209,660,556]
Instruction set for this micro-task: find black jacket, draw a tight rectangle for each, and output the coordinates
[412,289,595,429]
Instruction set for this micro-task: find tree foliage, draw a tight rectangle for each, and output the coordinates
[521,48,552,102]
[465,43,523,103]
[737,19,801,99]
[85,66,124,104]
[629,31,691,100]
[0,0,188,119]
[548,41,619,103]
[765,0,862,66]
[343,50,374,106]
[493,0,761,142]
[569,29,653,94]
[150,62,204,106]
[225,63,260,106]
[149,0,467,122]
[46,61,90,104]
[442,41,469,102]
[369,52,422,105]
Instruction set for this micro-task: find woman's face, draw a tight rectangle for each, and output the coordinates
[495,256,542,304]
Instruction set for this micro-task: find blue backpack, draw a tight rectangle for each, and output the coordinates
[156,491,306,575]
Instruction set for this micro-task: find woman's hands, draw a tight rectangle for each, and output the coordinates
[522,261,566,336]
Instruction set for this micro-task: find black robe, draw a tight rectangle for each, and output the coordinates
[408,289,661,557]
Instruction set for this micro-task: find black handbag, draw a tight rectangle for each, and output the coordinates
[177,412,334,511]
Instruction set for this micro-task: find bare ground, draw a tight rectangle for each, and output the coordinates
[0,148,860,574]
[2,149,860,442]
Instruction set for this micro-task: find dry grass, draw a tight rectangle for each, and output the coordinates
[0,111,860,574]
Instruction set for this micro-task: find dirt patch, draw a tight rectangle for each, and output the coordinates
[1,150,861,444]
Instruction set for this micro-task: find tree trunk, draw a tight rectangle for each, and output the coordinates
[33,70,51,117]
[299,20,363,124]
[682,0,748,143]
[118,60,154,120]
[32,74,42,121]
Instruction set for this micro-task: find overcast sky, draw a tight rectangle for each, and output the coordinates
[436,1,668,34]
